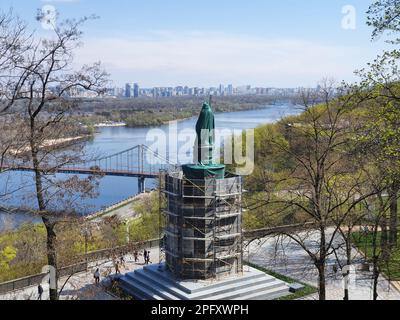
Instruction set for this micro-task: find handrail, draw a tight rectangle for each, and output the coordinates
[0,238,160,295]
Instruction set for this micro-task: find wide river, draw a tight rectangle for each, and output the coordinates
[0,103,301,231]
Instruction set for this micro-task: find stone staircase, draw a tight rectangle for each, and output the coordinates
[118,264,290,300]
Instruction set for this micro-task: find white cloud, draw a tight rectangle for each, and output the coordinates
[74,31,375,87]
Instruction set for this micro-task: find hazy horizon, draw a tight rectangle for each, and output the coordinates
[1,0,393,88]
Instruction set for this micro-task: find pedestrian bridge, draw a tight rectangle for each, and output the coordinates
[3,145,176,193]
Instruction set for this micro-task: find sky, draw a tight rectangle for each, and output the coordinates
[0,0,394,88]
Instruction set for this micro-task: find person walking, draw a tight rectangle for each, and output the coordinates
[120,256,126,269]
[37,284,43,300]
[94,268,100,285]
[143,249,148,264]
[146,250,151,265]
[134,250,139,263]
[115,261,121,274]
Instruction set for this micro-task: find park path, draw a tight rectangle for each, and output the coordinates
[0,248,160,300]
[2,226,399,301]
[88,192,152,222]
[247,228,400,300]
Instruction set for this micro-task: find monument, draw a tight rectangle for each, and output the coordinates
[118,102,290,300]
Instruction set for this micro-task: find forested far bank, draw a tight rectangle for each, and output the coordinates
[74,95,295,128]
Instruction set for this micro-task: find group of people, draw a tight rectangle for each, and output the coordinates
[133,249,151,265]
[92,249,152,285]
[36,249,154,299]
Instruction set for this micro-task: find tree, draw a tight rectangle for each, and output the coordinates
[0,10,30,231]
[248,81,378,300]
[367,0,400,44]
[355,57,400,248]
[355,0,400,247]
[0,9,31,113]
[1,9,108,300]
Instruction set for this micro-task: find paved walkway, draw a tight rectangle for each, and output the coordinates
[246,228,400,300]
[2,227,399,300]
[0,248,160,300]
[89,193,152,222]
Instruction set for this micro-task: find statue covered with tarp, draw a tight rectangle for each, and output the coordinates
[182,101,225,180]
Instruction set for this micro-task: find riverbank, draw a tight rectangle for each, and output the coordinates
[87,192,152,222]
[76,95,290,129]
[8,135,91,156]
[94,122,127,128]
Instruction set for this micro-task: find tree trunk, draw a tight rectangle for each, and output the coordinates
[372,261,379,301]
[371,223,380,301]
[31,131,59,300]
[344,288,349,301]
[317,227,327,300]
[389,183,399,248]
[343,238,352,301]
[317,262,326,300]
[42,216,58,300]
[381,212,389,262]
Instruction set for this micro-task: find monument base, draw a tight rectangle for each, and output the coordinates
[118,263,290,300]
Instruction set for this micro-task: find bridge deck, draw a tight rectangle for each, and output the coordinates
[3,166,159,179]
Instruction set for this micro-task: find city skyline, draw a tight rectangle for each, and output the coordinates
[70,82,310,98]
[1,0,393,88]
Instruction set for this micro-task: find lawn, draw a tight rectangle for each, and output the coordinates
[352,231,400,281]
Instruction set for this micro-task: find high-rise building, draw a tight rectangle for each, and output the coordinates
[125,83,131,98]
[227,84,233,95]
[133,83,139,98]
[219,84,225,96]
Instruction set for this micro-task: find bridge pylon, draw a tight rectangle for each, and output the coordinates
[138,177,146,194]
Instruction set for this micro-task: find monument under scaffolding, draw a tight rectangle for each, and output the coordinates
[163,171,243,280]
[118,101,290,300]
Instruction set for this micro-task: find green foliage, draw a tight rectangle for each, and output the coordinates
[353,231,400,280]
[127,193,163,242]
[0,246,17,271]
[75,95,282,128]
[0,224,47,282]
[367,0,400,44]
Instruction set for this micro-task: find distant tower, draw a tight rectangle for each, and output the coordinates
[219,84,225,96]
[134,83,140,98]
[125,83,131,98]
[227,84,233,96]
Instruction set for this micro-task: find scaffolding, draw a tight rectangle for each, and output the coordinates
[160,169,243,281]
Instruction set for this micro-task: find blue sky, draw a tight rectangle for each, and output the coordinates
[0,0,394,87]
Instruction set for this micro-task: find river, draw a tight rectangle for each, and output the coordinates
[0,103,301,232]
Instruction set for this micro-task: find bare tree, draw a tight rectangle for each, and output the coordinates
[249,81,378,300]
[1,9,108,300]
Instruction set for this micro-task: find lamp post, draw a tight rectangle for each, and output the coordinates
[81,225,90,271]
[125,219,130,244]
